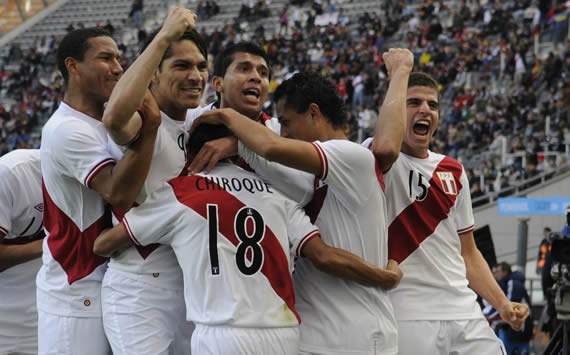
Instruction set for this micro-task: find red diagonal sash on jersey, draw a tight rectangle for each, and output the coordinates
[303,177,328,224]
[388,157,463,263]
[112,207,160,259]
[168,175,300,323]
[43,181,109,285]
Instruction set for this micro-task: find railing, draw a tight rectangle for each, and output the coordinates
[471,162,570,208]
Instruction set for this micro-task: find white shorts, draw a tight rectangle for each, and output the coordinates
[102,269,193,355]
[191,324,299,355]
[37,310,110,355]
[397,319,505,355]
[0,259,40,355]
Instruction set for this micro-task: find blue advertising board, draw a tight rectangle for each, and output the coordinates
[497,197,570,216]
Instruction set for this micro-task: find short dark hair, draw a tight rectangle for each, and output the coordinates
[213,42,269,78]
[496,261,512,275]
[141,28,208,69]
[273,71,347,128]
[408,71,439,91]
[57,27,113,84]
[187,124,232,157]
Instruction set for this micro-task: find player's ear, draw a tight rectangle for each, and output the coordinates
[65,57,79,79]
[212,76,223,96]
[308,103,322,121]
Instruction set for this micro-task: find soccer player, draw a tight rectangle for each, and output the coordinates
[183,41,279,173]
[37,28,160,355]
[366,72,529,355]
[0,149,43,355]
[94,123,403,354]
[101,7,200,354]
[189,48,413,354]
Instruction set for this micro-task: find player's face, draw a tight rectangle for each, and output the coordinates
[153,40,208,111]
[402,85,439,158]
[216,52,269,119]
[75,36,123,102]
[276,98,319,142]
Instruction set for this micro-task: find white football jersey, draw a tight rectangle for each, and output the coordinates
[383,150,482,321]
[239,140,397,354]
[0,149,43,347]
[185,103,281,135]
[37,102,114,317]
[106,111,188,287]
[122,163,318,328]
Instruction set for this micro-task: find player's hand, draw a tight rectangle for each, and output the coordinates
[382,259,403,290]
[158,6,197,43]
[189,108,238,135]
[498,301,529,331]
[139,90,161,133]
[188,136,238,174]
[382,48,414,79]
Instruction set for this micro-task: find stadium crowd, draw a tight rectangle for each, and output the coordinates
[1,0,570,201]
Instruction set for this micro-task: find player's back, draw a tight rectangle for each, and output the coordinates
[295,142,396,355]
[0,149,43,354]
[124,162,317,328]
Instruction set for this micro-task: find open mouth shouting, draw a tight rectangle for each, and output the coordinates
[413,119,431,136]
[242,87,261,101]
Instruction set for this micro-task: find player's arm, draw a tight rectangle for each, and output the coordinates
[103,7,197,144]
[301,236,402,289]
[0,231,43,272]
[93,225,131,258]
[91,92,161,209]
[190,108,323,176]
[371,48,413,173]
[461,231,529,331]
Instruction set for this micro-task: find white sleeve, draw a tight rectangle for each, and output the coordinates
[52,120,115,188]
[312,140,383,208]
[122,183,180,246]
[455,168,475,235]
[0,165,14,237]
[238,141,314,205]
[285,200,320,257]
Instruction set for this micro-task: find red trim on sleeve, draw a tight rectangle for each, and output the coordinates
[374,158,386,192]
[296,230,320,257]
[457,225,474,235]
[311,142,328,180]
[85,158,115,188]
[122,218,141,246]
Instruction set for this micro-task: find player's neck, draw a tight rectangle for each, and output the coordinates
[153,91,186,121]
[317,124,346,142]
[401,142,429,159]
[62,91,104,121]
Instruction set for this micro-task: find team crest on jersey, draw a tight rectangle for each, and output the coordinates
[436,172,457,195]
[34,203,44,212]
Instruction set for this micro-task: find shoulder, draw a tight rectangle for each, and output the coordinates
[429,151,464,174]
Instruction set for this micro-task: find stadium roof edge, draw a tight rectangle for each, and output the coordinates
[0,0,70,49]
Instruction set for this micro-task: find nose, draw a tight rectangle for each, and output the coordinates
[111,58,123,76]
[187,66,201,82]
[418,100,430,113]
[249,69,262,83]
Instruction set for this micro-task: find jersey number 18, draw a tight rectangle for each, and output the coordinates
[207,204,265,276]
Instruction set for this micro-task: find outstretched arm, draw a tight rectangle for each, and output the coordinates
[461,231,529,330]
[372,48,413,173]
[103,6,197,144]
[302,235,402,289]
[190,108,323,176]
